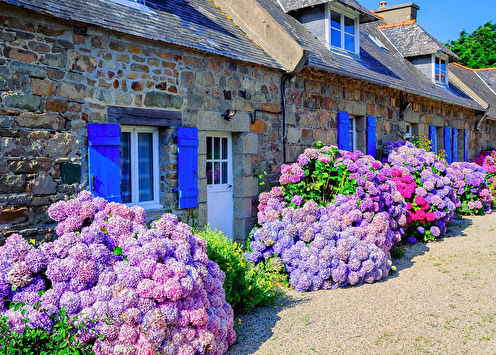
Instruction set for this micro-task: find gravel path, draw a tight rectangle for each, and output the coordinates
[228,214,496,355]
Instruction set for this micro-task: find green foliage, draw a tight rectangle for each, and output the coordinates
[390,244,406,259]
[409,135,432,152]
[446,22,496,69]
[0,307,95,355]
[198,227,284,313]
[282,145,357,207]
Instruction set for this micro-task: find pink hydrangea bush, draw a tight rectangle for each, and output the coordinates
[447,162,493,215]
[0,191,235,354]
[246,146,407,292]
[474,150,496,202]
[385,142,459,242]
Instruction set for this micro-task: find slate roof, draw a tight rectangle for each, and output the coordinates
[477,69,496,94]
[0,0,282,69]
[449,64,496,118]
[277,0,378,23]
[1,0,485,113]
[379,21,460,61]
[259,0,483,111]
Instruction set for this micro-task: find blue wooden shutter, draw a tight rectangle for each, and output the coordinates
[452,128,458,162]
[177,127,199,209]
[429,125,437,153]
[337,112,350,151]
[366,116,376,158]
[444,127,452,163]
[464,129,469,161]
[88,123,121,202]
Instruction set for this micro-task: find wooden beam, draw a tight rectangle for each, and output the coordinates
[107,106,182,127]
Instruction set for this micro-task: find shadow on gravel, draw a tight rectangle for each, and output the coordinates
[227,294,309,355]
[391,216,474,275]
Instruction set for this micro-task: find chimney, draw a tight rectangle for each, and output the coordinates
[374,2,420,23]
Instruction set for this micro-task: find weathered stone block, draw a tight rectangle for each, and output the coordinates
[9,159,51,174]
[45,132,74,158]
[31,78,56,96]
[45,99,69,113]
[0,175,26,193]
[67,50,96,73]
[3,93,41,111]
[15,112,65,130]
[0,206,27,224]
[4,47,37,63]
[30,175,57,195]
[58,82,86,100]
[144,92,183,109]
[181,71,195,89]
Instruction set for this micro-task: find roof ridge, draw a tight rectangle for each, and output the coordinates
[377,19,416,29]
[370,11,384,20]
[452,62,496,72]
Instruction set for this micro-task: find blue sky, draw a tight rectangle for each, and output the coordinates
[359,0,496,43]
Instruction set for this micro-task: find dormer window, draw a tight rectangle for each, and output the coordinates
[434,56,447,84]
[326,4,360,55]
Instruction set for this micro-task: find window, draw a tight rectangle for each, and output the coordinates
[435,56,447,84]
[206,136,230,185]
[349,117,357,152]
[120,126,160,209]
[328,6,359,54]
[405,123,413,139]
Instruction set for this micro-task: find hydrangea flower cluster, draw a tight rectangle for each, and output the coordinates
[474,150,496,200]
[447,162,493,215]
[1,192,235,355]
[385,142,459,242]
[247,146,407,292]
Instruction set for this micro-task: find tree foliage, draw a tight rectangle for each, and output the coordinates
[446,22,496,69]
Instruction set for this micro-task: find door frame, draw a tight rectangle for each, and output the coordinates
[206,131,234,237]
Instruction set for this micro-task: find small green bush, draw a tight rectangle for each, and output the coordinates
[198,227,284,313]
[0,306,95,355]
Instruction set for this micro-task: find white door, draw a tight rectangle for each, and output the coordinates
[206,133,233,238]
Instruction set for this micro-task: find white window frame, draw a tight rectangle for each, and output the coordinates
[206,133,233,192]
[120,125,161,210]
[349,117,357,152]
[325,3,360,55]
[405,123,413,139]
[432,54,448,84]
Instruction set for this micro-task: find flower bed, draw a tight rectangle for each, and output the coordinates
[384,142,459,242]
[447,162,493,215]
[0,192,235,354]
[246,146,407,291]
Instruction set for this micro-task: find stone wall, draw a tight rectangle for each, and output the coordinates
[1,5,496,244]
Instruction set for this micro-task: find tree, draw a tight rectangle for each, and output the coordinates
[446,22,496,69]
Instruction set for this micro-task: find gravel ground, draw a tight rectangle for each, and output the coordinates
[228,214,496,355]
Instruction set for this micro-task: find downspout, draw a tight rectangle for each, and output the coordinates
[476,112,489,131]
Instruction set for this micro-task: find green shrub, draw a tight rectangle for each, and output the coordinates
[198,227,284,313]
[0,306,95,355]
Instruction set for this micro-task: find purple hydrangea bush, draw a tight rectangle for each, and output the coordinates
[246,146,407,292]
[385,141,460,242]
[447,162,493,215]
[0,191,236,355]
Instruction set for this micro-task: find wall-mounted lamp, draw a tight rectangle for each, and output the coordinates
[399,92,412,119]
[222,109,237,121]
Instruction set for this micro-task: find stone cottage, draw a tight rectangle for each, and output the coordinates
[1,0,495,244]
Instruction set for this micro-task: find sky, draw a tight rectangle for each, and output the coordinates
[359,0,496,43]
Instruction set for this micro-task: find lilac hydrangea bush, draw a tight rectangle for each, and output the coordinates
[447,162,493,215]
[246,146,407,292]
[0,191,236,355]
[385,141,460,242]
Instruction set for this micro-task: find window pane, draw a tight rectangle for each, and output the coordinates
[331,28,341,48]
[345,34,355,52]
[331,11,341,29]
[222,138,228,159]
[214,162,220,184]
[207,137,212,160]
[349,133,354,152]
[120,132,131,203]
[206,162,213,185]
[214,137,220,159]
[344,16,355,34]
[222,162,228,184]
[138,132,154,202]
